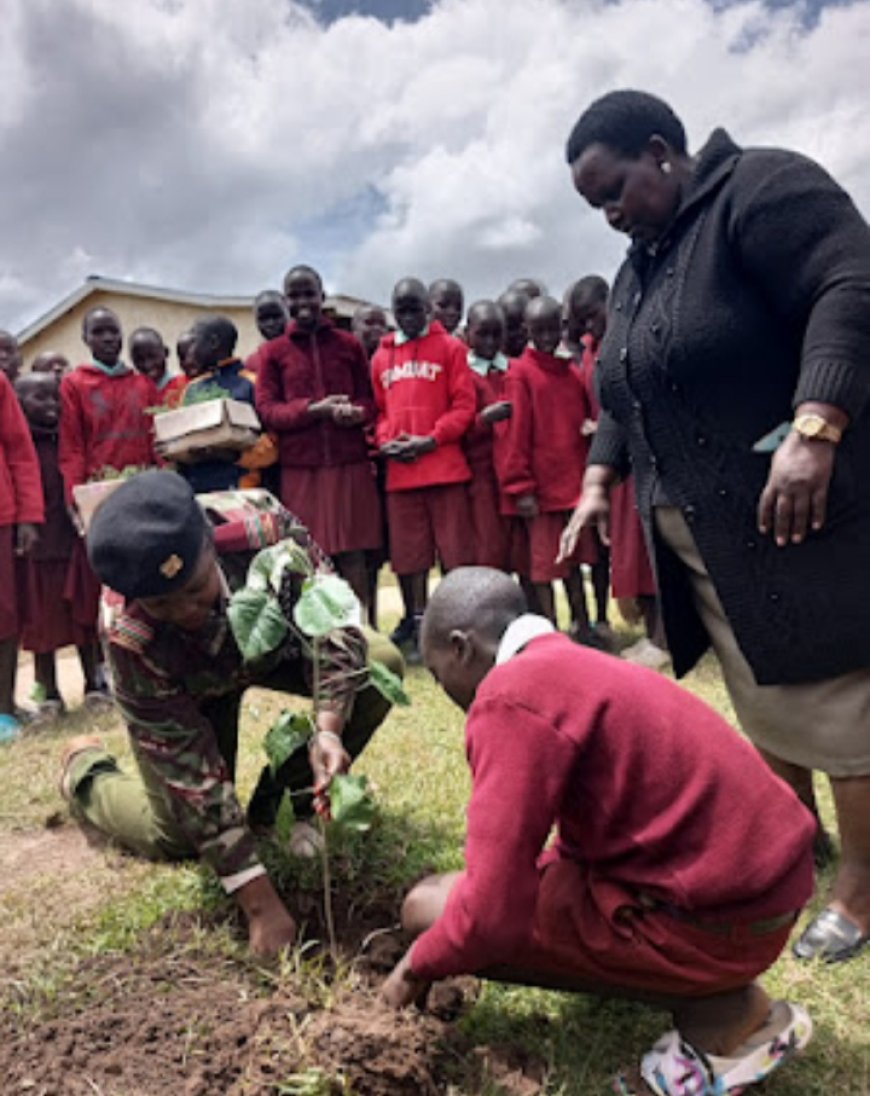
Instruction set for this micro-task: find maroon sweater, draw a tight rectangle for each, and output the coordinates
[411,632,814,981]
[256,320,375,469]
[498,348,590,513]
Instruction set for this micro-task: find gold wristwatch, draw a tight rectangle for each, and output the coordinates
[792,413,843,444]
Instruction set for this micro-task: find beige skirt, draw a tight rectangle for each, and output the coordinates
[655,506,870,777]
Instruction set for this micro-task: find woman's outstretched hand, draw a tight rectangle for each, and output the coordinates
[557,485,611,563]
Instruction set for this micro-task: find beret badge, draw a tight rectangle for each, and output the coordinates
[159,554,184,579]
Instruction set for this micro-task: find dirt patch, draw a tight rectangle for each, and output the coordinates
[0,914,543,1096]
[0,822,102,896]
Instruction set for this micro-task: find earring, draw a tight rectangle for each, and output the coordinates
[660,161,672,175]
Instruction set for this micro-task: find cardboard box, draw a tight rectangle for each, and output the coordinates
[73,478,130,534]
[153,399,261,463]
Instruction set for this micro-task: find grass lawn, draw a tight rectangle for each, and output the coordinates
[0,593,868,1094]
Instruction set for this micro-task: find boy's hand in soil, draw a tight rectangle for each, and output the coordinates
[515,493,539,519]
[236,874,297,957]
[381,948,431,1009]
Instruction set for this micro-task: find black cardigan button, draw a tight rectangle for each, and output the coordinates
[769,592,781,603]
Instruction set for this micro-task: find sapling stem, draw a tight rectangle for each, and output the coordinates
[318,814,337,958]
[310,636,338,957]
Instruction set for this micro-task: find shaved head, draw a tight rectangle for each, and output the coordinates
[422,567,526,653]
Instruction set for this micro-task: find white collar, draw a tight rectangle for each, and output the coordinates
[495,614,555,665]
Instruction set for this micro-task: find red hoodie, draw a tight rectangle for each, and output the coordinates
[498,347,590,513]
[371,321,476,491]
[256,320,375,469]
[59,365,157,502]
[0,372,44,527]
[410,631,814,981]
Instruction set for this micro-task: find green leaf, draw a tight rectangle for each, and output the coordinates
[228,587,288,662]
[246,541,313,595]
[293,573,361,638]
[367,659,411,707]
[264,710,314,775]
[329,773,375,832]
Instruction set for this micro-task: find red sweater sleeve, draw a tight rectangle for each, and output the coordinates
[410,694,575,980]
[58,373,88,503]
[499,367,536,499]
[371,349,391,447]
[347,337,377,426]
[255,347,314,433]
[0,375,44,525]
[430,342,476,447]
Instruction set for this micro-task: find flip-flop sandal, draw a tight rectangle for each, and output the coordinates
[614,1000,812,1095]
[793,907,868,962]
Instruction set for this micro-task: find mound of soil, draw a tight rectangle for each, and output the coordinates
[0,914,539,1096]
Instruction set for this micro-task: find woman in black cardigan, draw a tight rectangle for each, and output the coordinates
[560,90,870,967]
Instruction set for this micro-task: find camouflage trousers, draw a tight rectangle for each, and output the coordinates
[66,631,403,863]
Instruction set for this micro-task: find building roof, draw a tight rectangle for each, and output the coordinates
[15,274,378,343]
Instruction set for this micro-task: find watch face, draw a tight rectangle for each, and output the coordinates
[803,417,823,436]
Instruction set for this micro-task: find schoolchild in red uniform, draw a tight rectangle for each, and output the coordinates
[372,278,476,659]
[383,569,814,1096]
[59,307,158,500]
[0,371,43,733]
[245,290,289,378]
[256,266,382,610]
[14,374,109,722]
[428,278,464,336]
[496,288,531,359]
[59,306,158,655]
[130,326,186,406]
[500,295,597,638]
[563,276,667,668]
[352,304,390,628]
[463,301,513,570]
[563,277,615,649]
[0,331,23,383]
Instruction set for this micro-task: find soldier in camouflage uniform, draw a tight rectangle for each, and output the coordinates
[60,472,403,957]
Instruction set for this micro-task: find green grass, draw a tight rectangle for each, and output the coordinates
[1,597,868,1093]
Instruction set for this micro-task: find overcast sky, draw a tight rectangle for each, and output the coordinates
[3,0,867,334]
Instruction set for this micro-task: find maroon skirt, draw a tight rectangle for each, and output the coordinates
[0,526,17,640]
[280,462,383,557]
[63,539,102,632]
[609,478,656,599]
[18,556,96,653]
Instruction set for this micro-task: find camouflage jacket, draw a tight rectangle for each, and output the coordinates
[105,490,367,885]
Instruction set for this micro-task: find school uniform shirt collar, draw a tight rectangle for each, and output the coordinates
[467,350,509,377]
[89,358,132,378]
[496,614,555,665]
[394,324,430,346]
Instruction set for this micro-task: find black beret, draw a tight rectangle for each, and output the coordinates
[87,470,210,599]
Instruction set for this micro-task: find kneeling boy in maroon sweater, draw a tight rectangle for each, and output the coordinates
[382,568,815,1095]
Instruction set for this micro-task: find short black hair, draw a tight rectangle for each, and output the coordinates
[565,89,687,165]
[129,325,164,345]
[192,314,238,356]
[283,265,323,292]
[254,289,288,308]
[567,275,609,311]
[81,306,120,336]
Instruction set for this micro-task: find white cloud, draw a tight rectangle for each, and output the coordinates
[2,0,868,333]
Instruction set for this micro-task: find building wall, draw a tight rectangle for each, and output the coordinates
[19,291,260,375]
